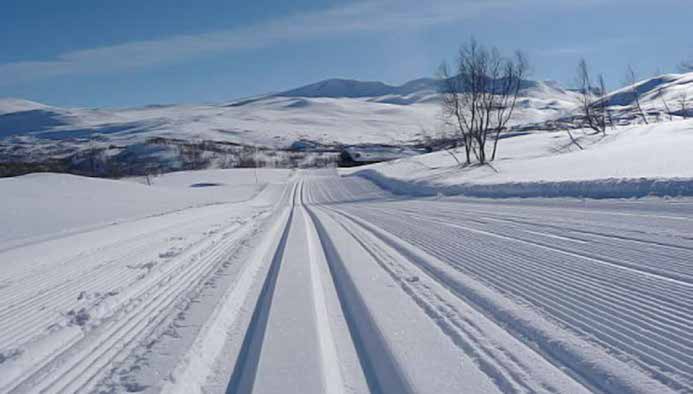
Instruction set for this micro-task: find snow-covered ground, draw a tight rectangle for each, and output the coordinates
[347,119,693,198]
[1,170,691,393]
[0,169,291,249]
[0,169,293,393]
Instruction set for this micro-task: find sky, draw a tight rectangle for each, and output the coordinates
[1,0,691,107]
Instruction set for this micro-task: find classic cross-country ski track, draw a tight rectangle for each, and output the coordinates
[0,170,691,393]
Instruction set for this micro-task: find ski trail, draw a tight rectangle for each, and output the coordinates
[303,205,346,394]
[317,203,679,394]
[5,171,692,394]
[226,179,367,394]
[305,205,414,394]
[225,183,298,394]
[320,204,592,394]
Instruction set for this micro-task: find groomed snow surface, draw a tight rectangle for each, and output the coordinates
[0,166,691,393]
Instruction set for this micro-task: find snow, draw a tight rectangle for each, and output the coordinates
[0,169,292,249]
[1,171,691,393]
[346,119,693,198]
[0,76,585,157]
[2,73,693,394]
[604,72,693,117]
[0,169,293,393]
[2,73,692,162]
[0,98,51,115]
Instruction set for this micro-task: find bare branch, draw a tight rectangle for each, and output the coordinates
[658,87,674,121]
[438,38,529,165]
[575,59,608,135]
[680,93,690,119]
[626,65,648,124]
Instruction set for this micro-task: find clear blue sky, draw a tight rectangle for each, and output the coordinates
[1,0,691,107]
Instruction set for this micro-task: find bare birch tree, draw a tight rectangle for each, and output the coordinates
[626,65,648,124]
[439,63,474,165]
[576,59,608,135]
[438,38,528,165]
[681,93,689,119]
[658,87,674,121]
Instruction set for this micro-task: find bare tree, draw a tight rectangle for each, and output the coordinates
[598,74,614,131]
[491,52,529,161]
[576,59,608,135]
[625,65,648,124]
[439,63,474,165]
[658,87,674,121]
[565,127,584,150]
[438,38,528,165]
[680,93,689,119]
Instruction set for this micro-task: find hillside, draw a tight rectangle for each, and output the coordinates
[1,72,691,177]
[601,73,693,121]
[346,118,693,198]
[0,77,584,148]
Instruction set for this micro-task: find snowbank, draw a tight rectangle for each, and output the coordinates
[356,170,693,199]
[350,120,693,199]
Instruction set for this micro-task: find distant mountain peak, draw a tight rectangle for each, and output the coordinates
[276,78,439,99]
[275,76,581,102]
[0,98,51,115]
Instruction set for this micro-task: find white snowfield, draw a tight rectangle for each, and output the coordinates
[349,118,693,198]
[0,169,691,393]
[0,169,290,249]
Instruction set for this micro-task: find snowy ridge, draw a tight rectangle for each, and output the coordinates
[604,72,693,112]
[0,98,52,115]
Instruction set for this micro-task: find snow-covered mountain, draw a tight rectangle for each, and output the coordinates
[1,72,691,176]
[275,78,441,104]
[0,98,52,115]
[278,78,437,98]
[0,76,582,147]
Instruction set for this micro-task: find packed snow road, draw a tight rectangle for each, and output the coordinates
[1,170,691,393]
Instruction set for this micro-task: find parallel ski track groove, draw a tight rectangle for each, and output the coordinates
[0,212,249,351]
[6,212,262,393]
[320,206,552,394]
[316,203,622,394]
[304,203,414,394]
[389,204,693,283]
[224,181,299,394]
[339,204,692,391]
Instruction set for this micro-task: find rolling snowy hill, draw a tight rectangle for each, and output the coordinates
[601,73,693,121]
[1,73,691,177]
[347,118,693,198]
[0,76,581,149]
